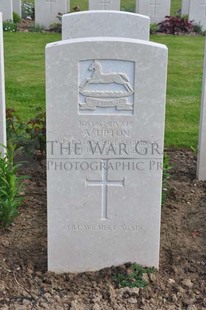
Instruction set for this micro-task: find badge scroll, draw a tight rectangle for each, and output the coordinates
[79,60,134,111]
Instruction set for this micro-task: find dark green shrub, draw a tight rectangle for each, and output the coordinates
[13,12,21,23]
[6,108,46,159]
[3,20,17,32]
[150,23,158,34]
[48,22,62,33]
[22,2,34,20]
[114,263,155,288]
[193,23,203,34]
[27,108,46,158]
[6,108,29,149]
[0,145,26,227]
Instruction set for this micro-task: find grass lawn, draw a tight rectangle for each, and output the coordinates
[4,32,205,150]
[3,0,204,149]
[152,35,205,148]
[70,0,182,14]
[4,32,60,118]
[24,0,182,15]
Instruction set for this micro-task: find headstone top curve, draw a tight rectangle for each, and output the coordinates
[46,36,168,51]
[63,10,150,20]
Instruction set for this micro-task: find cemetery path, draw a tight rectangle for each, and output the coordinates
[0,150,206,310]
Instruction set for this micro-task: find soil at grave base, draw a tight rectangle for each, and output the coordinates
[0,149,206,310]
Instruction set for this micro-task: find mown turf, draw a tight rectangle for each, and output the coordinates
[3,0,204,149]
[4,32,60,117]
[70,0,182,14]
[4,32,205,149]
[23,0,182,15]
[152,35,205,148]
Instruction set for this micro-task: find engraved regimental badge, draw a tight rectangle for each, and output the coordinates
[79,60,135,115]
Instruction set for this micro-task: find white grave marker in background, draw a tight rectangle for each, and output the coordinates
[13,0,22,17]
[189,0,206,30]
[0,0,13,21]
[137,0,170,24]
[46,35,168,273]
[35,0,69,28]
[62,11,150,41]
[89,0,120,11]
[197,41,206,180]
[181,0,190,16]
[0,13,6,155]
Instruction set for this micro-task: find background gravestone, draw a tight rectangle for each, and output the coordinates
[89,0,120,10]
[0,13,6,155]
[181,0,190,16]
[137,0,170,24]
[189,0,206,31]
[62,11,150,41]
[197,41,206,180]
[35,0,70,28]
[46,36,168,273]
[0,0,13,21]
[13,0,22,18]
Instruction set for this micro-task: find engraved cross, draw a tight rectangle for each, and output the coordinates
[45,0,56,12]
[150,0,160,17]
[99,0,111,10]
[86,160,125,220]
[200,0,206,16]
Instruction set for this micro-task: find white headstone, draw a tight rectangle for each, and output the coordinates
[35,0,69,28]
[189,0,206,31]
[62,11,150,41]
[197,41,206,180]
[137,0,171,24]
[46,36,168,273]
[0,13,6,155]
[13,0,22,17]
[89,0,120,11]
[181,0,190,16]
[0,0,13,21]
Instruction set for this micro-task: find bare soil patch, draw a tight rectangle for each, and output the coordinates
[0,150,206,310]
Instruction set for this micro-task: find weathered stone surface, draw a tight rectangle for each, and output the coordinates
[89,0,120,11]
[181,0,190,16]
[0,0,13,21]
[0,12,6,155]
[197,41,206,180]
[189,0,206,30]
[13,0,21,17]
[137,0,171,24]
[62,11,150,41]
[35,0,69,28]
[46,36,167,273]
